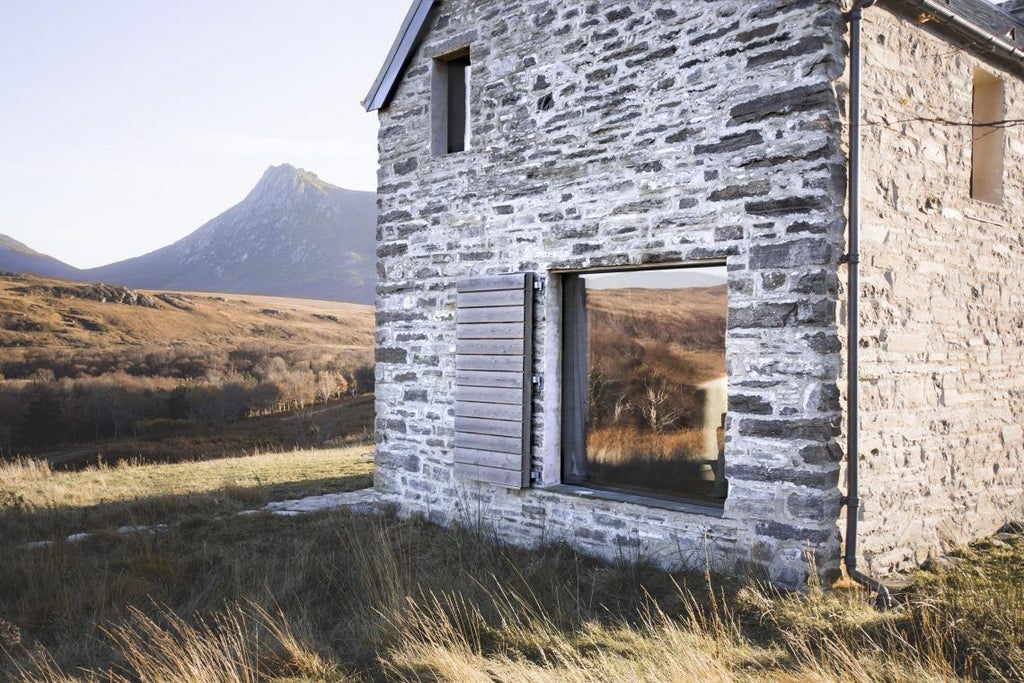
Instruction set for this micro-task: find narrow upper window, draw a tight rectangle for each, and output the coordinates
[971,68,1004,204]
[561,266,729,506]
[432,50,471,155]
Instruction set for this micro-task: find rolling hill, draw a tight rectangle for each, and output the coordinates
[0,271,374,381]
[0,234,82,281]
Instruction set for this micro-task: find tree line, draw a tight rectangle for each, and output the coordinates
[0,359,374,456]
[1,343,367,382]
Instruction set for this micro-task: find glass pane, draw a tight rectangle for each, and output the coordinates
[563,266,728,505]
[446,56,470,154]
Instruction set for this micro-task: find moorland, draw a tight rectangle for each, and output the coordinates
[581,285,728,500]
[0,272,375,464]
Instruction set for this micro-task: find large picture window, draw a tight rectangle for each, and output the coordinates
[561,266,728,505]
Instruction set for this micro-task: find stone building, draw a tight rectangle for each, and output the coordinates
[362,0,1024,589]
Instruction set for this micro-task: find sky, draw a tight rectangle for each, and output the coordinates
[0,0,411,268]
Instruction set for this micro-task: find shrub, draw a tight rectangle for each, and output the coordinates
[134,418,197,439]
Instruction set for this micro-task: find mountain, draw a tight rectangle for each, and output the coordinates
[0,234,83,280]
[83,164,377,304]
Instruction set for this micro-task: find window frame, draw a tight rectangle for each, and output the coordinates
[554,264,730,509]
[971,67,1004,205]
[431,48,471,156]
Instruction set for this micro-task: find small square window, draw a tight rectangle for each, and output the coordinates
[561,266,729,506]
[971,68,1004,204]
[432,50,471,155]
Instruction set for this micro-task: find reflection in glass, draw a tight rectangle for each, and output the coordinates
[562,266,728,505]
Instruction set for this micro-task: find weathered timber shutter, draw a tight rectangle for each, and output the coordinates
[454,272,534,488]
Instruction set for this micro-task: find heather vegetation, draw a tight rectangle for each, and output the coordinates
[0,273,374,458]
[1,452,1021,682]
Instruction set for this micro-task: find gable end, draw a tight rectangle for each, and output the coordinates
[363,0,439,112]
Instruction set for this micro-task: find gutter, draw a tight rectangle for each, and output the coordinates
[843,0,894,610]
[902,0,1024,67]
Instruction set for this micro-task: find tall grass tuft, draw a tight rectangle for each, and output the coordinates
[105,603,339,683]
[5,603,342,683]
[0,457,54,485]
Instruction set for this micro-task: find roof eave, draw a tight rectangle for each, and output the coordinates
[362,0,439,112]
[888,0,1024,74]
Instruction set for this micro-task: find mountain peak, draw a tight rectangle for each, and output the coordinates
[261,163,329,186]
[82,166,378,303]
[247,164,333,207]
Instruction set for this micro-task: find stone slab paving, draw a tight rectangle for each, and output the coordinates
[257,488,379,516]
[21,489,380,548]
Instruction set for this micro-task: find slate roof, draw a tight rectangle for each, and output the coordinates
[1001,0,1024,16]
[887,0,1024,73]
[362,0,437,112]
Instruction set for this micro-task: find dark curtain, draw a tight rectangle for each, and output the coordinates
[562,275,588,481]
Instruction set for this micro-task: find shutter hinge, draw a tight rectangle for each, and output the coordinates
[530,468,542,484]
[533,278,545,291]
[532,374,543,390]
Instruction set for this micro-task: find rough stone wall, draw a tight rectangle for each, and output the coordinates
[374,0,849,587]
[851,7,1024,572]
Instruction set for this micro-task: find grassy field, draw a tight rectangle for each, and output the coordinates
[0,445,374,547]
[1,451,1022,682]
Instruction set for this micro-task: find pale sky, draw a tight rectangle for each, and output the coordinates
[0,0,411,268]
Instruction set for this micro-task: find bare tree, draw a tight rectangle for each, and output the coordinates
[612,395,631,425]
[315,370,345,404]
[637,374,680,434]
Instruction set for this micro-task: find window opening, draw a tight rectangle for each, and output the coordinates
[561,266,729,505]
[971,68,1004,204]
[432,51,471,155]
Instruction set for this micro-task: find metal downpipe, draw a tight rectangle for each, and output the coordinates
[844,0,893,610]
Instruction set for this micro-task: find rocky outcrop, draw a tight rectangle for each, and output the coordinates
[12,282,156,307]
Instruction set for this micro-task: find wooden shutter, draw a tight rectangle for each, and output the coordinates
[454,273,534,488]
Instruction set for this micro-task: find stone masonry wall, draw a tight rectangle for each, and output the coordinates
[374,0,850,588]
[849,7,1024,572]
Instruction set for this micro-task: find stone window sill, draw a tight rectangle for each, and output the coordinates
[541,484,726,518]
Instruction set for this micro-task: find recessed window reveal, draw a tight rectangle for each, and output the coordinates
[561,265,729,506]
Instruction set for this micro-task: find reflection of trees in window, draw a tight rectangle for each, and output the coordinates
[562,266,728,505]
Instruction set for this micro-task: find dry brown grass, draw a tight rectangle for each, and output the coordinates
[584,286,726,441]
[0,272,373,358]
[1,498,1021,681]
[588,426,706,463]
[2,448,1022,682]
[0,444,374,546]
[0,272,374,402]
[0,272,376,457]
[586,285,727,354]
